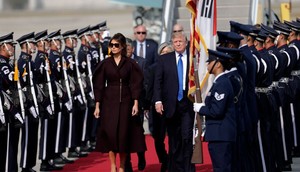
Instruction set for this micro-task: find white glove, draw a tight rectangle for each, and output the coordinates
[8,71,15,81]
[65,100,72,111]
[46,105,53,115]
[193,103,204,113]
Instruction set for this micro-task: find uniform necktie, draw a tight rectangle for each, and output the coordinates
[177,54,183,101]
[139,43,144,58]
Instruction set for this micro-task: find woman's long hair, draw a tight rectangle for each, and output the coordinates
[109,33,127,57]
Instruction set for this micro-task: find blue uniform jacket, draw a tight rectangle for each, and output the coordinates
[199,72,237,142]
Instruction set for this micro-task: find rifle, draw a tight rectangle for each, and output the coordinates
[86,52,94,101]
[0,94,5,125]
[44,55,55,115]
[28,60,39,117]
[14,57,26,119]
[61,54,73,107]
[191,58,203,164]
[75,51,87,105]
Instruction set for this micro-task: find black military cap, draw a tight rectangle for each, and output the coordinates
[217,31,243,45]
[273,21,290,36]
[16,32,35,45]
[90,24,100,33]
[297,18,300,23]
[216,46,241,58]
[230,21,252,36]
[248,25,260,38]
[77,26,91,38]
[207,49,232,63]
[48,29,62,40]
[261,24,279,39]
[98,21,108,31]
[284,20,300,33]
[62,29,77,39]
[0,32,17,45]
[35,30,48,42]
[255,31,267,42]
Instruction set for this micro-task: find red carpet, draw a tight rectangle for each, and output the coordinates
[59,135,212,172]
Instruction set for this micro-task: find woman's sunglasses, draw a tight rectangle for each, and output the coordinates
[109,43,120,48]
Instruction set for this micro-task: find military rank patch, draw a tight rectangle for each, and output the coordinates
[214,92,224,101]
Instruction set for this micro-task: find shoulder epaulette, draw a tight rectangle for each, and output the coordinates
[0,58,6,63]
[53,51,59,56]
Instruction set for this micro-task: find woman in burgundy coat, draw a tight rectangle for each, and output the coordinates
[93,33,146,172]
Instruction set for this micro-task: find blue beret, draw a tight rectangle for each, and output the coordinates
[0,32,17,45]
[207,49,232,63]
[16,32,35,45]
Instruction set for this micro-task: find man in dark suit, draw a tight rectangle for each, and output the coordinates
[125,38,147,172]
[133,25,158,69]
[153,32,195,172]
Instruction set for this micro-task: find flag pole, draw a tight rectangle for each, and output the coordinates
[191,57,203,164]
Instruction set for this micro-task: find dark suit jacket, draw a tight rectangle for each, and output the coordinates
[153,51,190,118]
[132,54,147,110]
[133,39,158,69]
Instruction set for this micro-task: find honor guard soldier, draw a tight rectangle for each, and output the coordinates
[98,21,109,59]
[284,20,300,157]
[62,29,83,161]
[34,30,63,171]
[16,32,40,172]
[0,32,23,172]
[47,29,73,165]
[90,24,101,66]
[193,49,237,172]
[77,26,95,153]
[262,23,293,171]
[274,21,299,170]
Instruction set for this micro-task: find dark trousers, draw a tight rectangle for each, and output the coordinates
[208,141,234,172]
[39,116,56,161]
[20,114,39,169]
[166,98,195,172]
[150,105,167,163]
[8,124,20,172]
[0,126,7,172]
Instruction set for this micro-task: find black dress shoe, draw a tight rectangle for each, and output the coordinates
[281,164,292,171]
[160,162,167,172]
[125,161,133,172]
[21,168,36,172]
[60,154,74,163]
[138,157,146,171]
[81,145,93,152]
[40,162,63,171]
[68,150,88,158]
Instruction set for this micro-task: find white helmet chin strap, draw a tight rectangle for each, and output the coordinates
[4,43,13,57]
[26,42,36,54]
[84,34,92,46]
[52,39,61,53]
